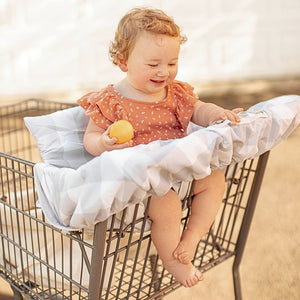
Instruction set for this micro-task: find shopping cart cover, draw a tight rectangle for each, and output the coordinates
[31,95,300,230]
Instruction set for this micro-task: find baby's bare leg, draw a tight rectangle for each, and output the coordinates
[173,170,225,264]
[148,190,203,287]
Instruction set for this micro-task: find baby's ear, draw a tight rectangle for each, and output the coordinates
[117,53,128,72]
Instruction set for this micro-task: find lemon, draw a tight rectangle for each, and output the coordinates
[109,120,134,144]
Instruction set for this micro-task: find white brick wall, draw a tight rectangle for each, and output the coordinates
[1,0,300,99]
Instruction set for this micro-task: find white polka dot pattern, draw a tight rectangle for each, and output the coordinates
[77,81,198,145]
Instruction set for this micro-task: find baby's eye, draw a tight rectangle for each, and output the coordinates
[168,63,177,66]
[148,64,158,67]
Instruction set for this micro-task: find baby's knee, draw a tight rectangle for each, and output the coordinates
[148,189,181,221]
[211,169,225,185]
[210,169,226,193]
[193,169,226,194]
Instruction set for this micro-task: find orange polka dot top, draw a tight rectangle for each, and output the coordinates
[77,80,198,145]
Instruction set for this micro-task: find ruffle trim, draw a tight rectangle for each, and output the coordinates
[172,81,198,130]
[77,81,198,130]
[77,86,129,128]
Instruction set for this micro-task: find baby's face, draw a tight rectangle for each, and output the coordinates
[123,31,180,100]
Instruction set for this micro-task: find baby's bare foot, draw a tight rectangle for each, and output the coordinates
[173,241,193,264]
[163,259,203,288]
[173,230,201,264]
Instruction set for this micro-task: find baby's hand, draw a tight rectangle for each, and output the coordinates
[208,107,243,125]
[216,107,243,125]
[99,125,133,152]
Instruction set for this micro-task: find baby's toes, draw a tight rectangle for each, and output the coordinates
[195,269,204,281]
[178,252,191,264]
[173,244,191,264]
[185,270,203,287]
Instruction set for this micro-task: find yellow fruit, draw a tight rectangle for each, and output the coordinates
[109,120,134,144]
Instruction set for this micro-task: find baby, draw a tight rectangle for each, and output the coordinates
[78,7,242,287]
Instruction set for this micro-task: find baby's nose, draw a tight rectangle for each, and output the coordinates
[157,65,169,76]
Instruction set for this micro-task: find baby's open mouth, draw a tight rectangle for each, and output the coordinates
[150,79,165,85]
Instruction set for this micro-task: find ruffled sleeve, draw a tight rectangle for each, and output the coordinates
[172,81,198,130]
[77,85,129,129]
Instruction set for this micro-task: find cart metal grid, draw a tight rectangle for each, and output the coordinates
[0,99,269,300]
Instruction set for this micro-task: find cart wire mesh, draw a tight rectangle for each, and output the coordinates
[0,99,269,299]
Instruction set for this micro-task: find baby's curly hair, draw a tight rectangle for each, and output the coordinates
[109,7,187,65]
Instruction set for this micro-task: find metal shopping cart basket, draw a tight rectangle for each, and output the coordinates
[0,99,270,300]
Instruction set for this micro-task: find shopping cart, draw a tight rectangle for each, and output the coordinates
[0,99,270,300]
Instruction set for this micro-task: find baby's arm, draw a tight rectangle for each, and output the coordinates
[83,119,132,156]
[191,101,243,127]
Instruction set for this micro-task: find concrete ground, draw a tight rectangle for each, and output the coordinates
[1,79,299,299]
